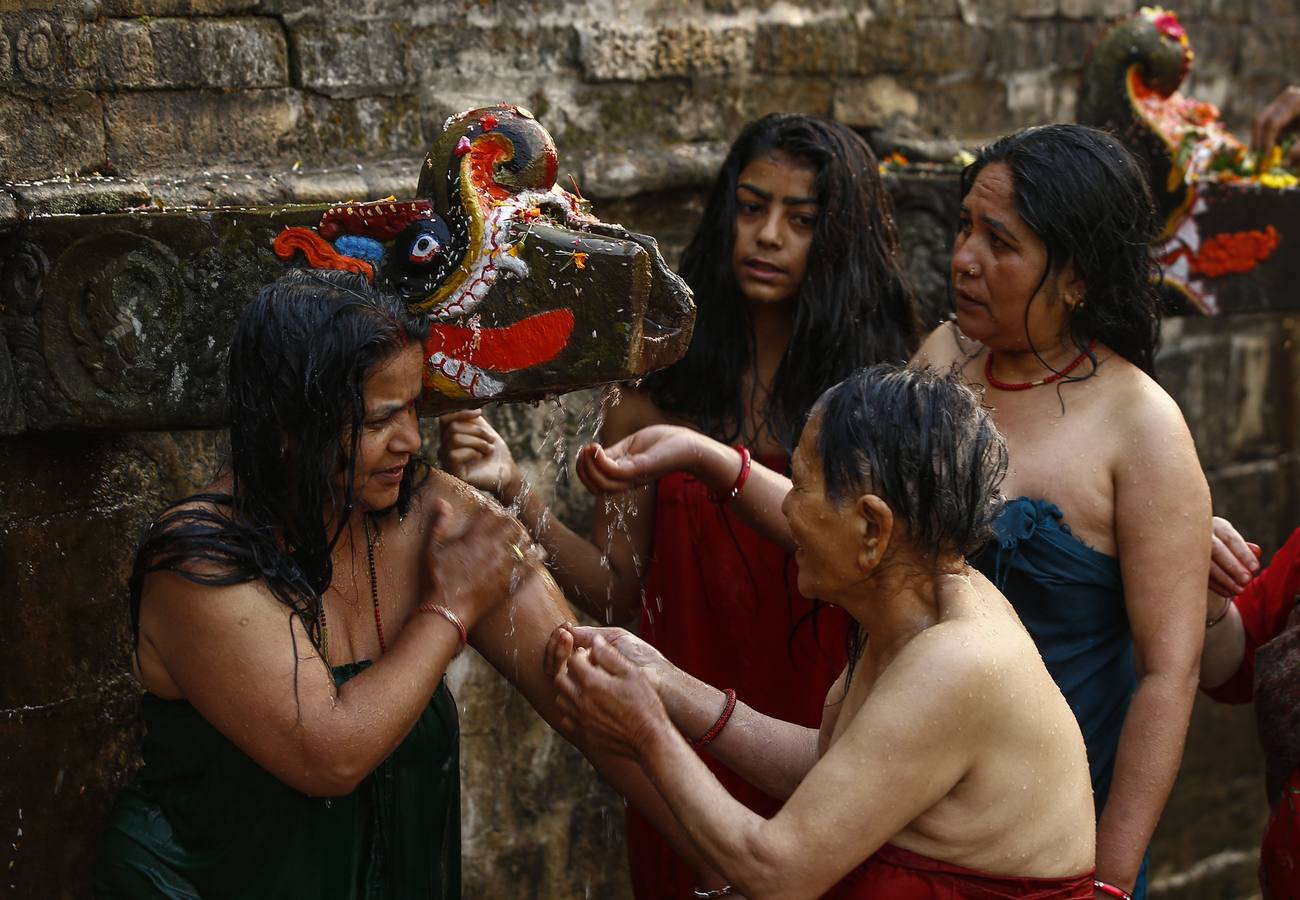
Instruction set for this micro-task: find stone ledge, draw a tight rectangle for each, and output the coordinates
[0,158,418,217]
[576,141,728,200]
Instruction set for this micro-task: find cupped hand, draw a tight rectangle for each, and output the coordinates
[576,424,708,496]
[553,634,672,760]
[1208,515,1262,598]
[438,410,523,499]
[1252,86,1300,168]
[422,498,540,630]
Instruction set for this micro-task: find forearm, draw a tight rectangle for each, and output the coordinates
[476,569,728,885]
[308,614,463,792]
[638,723,800,899]
[503,478,643,622]
[660,666,819,801]
[1095,669,1198,891]
[1199,600,1246,689]
[690,440,795,551]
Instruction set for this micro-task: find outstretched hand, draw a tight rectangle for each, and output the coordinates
[1208,515,1262,598]
[551,627,672,760]
[438,410,523,499]
[576,425,711,496]
[1252,86,1300,168]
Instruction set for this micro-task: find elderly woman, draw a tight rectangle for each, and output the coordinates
[570,125,1210,900]
[550,365,1096,899]
[93,269,711,899]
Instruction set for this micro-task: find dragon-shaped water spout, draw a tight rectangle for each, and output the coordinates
[1079,7,1299,314]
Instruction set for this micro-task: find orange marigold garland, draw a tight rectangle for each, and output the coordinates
[1163,226,1280,279]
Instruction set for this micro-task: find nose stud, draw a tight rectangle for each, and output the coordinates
[966,266,977,276]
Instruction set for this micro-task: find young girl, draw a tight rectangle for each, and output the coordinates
[439,113,919,899]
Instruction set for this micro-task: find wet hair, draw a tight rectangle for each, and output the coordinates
[811,364,1008,673]
[961,124,1162,377]
[128,269,430,656]
[644,113,920,450]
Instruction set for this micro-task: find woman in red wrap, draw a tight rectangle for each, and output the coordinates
[1201,517,1300,898]
[440,114,919,897]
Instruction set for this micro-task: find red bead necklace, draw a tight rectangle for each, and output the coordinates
[984,340,1096,391]
[318,515,387,663]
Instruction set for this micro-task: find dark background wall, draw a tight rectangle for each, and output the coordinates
[2,0,1298,896]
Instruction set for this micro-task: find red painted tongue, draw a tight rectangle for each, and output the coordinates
[424,309,575,373]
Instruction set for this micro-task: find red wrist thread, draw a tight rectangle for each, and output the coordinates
[1093,880,1133,900]
[710,446,751,504]
[691,688,737,748]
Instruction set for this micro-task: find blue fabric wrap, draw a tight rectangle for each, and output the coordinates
[972,497,1148,899]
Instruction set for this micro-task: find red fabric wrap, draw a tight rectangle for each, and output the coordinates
[823,844,1095,899]
[626,455,850,900]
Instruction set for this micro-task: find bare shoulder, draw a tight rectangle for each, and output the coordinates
[912,319,983,373]
[1095,352,1195,452]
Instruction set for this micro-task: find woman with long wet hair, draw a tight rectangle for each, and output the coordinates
[440,113,919,898]
[94,269,714,899]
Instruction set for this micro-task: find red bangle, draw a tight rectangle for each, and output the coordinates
[1093,880,1133,900]
[419,602,468,654]
[709,446,751,503]
[690,688,737,748]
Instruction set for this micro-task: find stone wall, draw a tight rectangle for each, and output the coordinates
[3,0,1300,897]
[1,0,1292,207]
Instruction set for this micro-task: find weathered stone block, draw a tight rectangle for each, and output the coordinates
[909,20,991,76]
[5,177,150,216]
[290,20,409,98]
[1004,68,1058,120]
[294,93,429,163]
[99,0,260,13]
[991,21,1060,73]
[0,10,100,90]
[753,17,863,76]
[576,22,752,82]
[97,17,288,90]
[407,23,578,81]
[1058,0,1130,18]
[0,91,105,182]
[1240,24,1300,84]
[973,0,1056,19]
[104,89,301,172]
[832,74,920,128]
[1148,697,1268,899]
[911,77,1011,137]
[870,0,960,18]
[858,19,916,73]
[580,140,727,200]
[280,168,369,204]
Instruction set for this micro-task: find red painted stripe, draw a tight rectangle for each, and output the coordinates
[425,309,575,374]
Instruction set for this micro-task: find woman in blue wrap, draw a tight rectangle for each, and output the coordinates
[571,125,1211,900]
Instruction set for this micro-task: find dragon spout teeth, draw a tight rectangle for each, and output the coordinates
[428,351,505,400]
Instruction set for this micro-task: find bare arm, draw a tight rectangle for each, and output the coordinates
[547,624,823,801]
[556,633,978,899]
[1097,390,1210,893]
[578,425,796,551]
[135,498,523,797]
[439,392,657,623]
[1200,516,1253,687]
[465,539,732,887]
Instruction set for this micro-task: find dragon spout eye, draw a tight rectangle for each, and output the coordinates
[410,234,442,264]
[399,217,454,269]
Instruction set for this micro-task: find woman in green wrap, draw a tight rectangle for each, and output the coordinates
[93,269,712,899]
